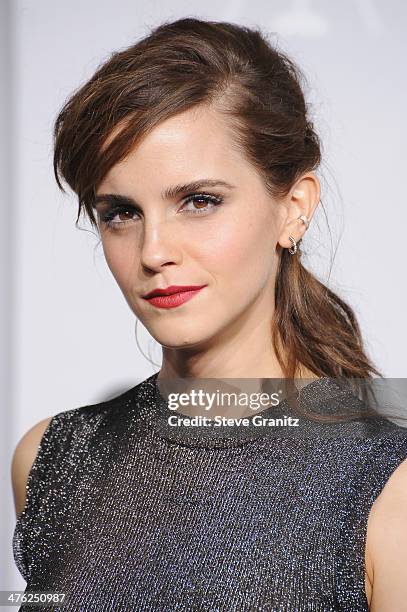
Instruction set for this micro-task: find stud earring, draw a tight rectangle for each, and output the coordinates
[298,214,310,229]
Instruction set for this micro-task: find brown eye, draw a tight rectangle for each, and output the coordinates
[100,206,140,229]
[180,193,224,215]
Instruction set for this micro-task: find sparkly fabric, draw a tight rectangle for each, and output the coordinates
[12,373,407,611]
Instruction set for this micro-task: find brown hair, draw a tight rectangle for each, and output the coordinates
[53,17,387,416]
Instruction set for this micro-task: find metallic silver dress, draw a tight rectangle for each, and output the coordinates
[13,372,407,611]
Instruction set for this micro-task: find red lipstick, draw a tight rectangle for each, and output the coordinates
[143,285,207,309]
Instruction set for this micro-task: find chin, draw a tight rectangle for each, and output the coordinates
[156,335,206,350]
[150,324,215,351]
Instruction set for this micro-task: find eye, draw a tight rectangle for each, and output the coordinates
[98,206,139,229]
[98,192,224,231]
[180,193,224,215]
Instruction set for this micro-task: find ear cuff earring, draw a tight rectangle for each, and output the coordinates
[288,215,310,255]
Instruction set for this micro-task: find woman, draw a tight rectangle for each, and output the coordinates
[11,17,407,611]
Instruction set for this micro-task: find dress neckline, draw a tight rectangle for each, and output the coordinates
[139,372,346,449]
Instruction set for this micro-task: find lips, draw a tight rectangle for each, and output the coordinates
[143,285,207,299]
[143,285,207,309]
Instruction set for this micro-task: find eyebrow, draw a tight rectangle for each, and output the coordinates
[93,179,236,208]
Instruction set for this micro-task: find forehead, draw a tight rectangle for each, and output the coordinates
[97,105,254,193]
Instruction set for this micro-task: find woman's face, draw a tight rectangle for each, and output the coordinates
[95,105,295,351]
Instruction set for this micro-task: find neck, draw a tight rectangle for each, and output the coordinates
[156,278,319,382]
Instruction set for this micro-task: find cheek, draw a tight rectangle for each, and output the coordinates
[195,211,277,283]
[102,237,137,287]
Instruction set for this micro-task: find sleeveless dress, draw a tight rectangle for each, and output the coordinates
[12,372,407,611]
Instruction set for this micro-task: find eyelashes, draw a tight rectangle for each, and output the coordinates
[98,193,224,230]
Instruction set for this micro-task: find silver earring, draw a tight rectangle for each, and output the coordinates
[287,214,310,254]
[288,236,297,255]
[298,214,310,229]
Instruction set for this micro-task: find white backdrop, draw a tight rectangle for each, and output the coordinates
[2,0,406,599]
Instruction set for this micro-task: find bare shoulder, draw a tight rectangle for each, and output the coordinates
[365,455,407,611]
[11,416,53,519]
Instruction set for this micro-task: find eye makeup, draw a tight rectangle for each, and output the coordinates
[97,192,224,230]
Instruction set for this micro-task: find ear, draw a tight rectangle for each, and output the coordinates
[277,172,320,249]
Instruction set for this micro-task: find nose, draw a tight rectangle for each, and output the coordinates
[140,218,182,272]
